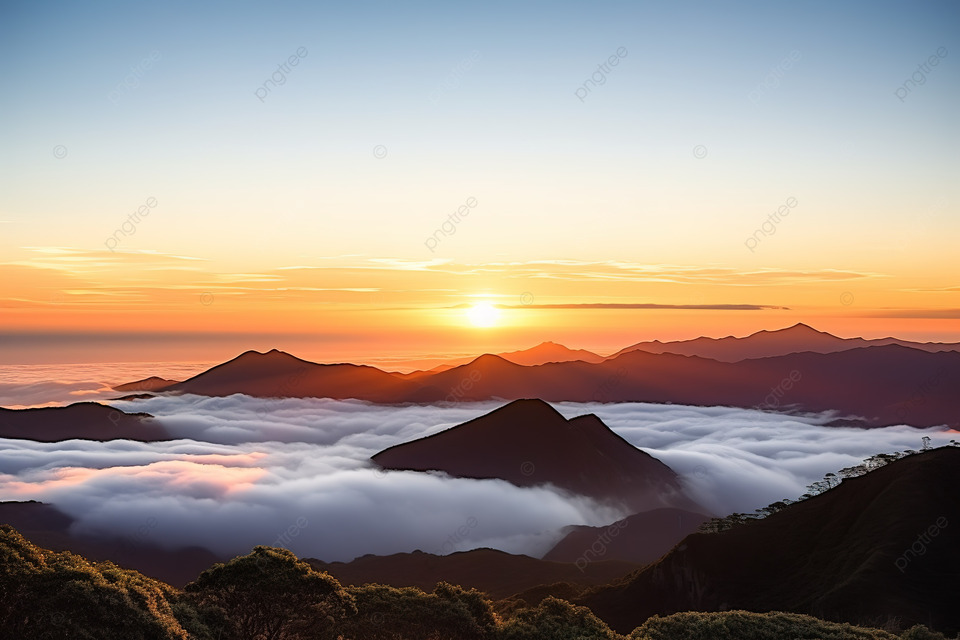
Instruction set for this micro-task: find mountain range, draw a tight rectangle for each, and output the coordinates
[120,337,960,428]
[609,322,960,361]
[307,548,639,600]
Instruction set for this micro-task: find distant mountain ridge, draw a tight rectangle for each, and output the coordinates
[609,322,960,362]
[112,324,960,428]
[116,344,960,429]
[307,548,639,600]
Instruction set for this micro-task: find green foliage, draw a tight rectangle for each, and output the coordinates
[628,610,900,640]
[498,596,621,640]
[184,545,355,640]
[338,582,497,640]
[0,524,196,639]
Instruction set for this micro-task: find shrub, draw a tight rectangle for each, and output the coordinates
[498,596,621,640]
[629,610,900,640]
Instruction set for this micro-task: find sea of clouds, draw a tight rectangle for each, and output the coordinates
[0,394,954,563]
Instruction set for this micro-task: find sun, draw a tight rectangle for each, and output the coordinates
[467,303,500,328]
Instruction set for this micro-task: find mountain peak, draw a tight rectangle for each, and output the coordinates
[466,353,518,368]
[240,348,295,359]
[372,399,700,512]
[782,322,825,334]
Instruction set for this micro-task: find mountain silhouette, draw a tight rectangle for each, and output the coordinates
[372,399,702,513]
[112,376,180,392]
[164,349,444,402]
[421,345,960,428]
[0,402,170,442]
[117,333,960,428]
[579,447,960,635]
[609,322,960,362]
[498,341,605,365]
[542,508,710,565]
[308,548,639,600]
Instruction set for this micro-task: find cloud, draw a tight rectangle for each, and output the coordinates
[490,303,789,311]
[865,308,960,319]
[0,395,954,564]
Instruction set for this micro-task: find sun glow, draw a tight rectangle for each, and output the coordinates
[467,303,500,328]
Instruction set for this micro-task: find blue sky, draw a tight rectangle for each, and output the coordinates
[2,1,957,267]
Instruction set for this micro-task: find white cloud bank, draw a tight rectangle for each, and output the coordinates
[0,395,954,562]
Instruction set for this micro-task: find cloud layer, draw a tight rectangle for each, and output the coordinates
[0,395,954,563]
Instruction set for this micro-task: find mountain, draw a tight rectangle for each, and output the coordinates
[372,399,702,513]
[420,345,960,428]
[392,342,606,377]
[0,501,220,587]
[0,402,170,442]
[116,340,960,428]
[542,509,710,565]
[496,342,606,366]
[165,349,444,402]
[610,322,960,362]
[112,376,179,392]
[578,447,960,635]
[307,548,640,600]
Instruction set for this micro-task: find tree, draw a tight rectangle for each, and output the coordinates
[629,610,900,639]
[839,464,867,480]
[184,546,355,640]
[337,582,497,640]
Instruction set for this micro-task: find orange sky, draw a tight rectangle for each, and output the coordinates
[2,248,957,367]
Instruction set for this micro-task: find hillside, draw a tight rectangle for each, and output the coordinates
[579,447,960,635]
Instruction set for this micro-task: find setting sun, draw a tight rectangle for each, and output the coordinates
[467,303,500,328]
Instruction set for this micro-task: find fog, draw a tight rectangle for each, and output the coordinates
[0,394,954,562]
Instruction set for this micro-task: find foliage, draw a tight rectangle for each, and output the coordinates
[628,610,901,640]
[498,596,621,640]
[184,545,355,640]
[0,524,196,640]
[337,581,497,640]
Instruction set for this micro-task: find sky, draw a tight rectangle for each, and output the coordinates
[1,0,958,365]
[1,396,952,561]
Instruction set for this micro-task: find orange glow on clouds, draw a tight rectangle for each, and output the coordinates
[0,458,268,499]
